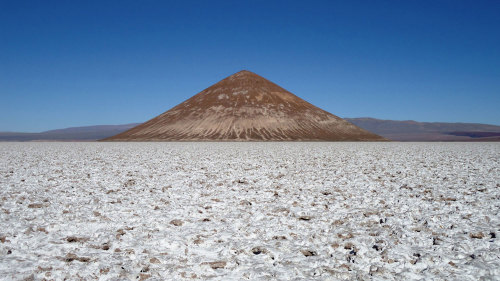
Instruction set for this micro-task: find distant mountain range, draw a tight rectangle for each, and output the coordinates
[1,118,499,141]
[0,124,140,142]
[345,118,500,141]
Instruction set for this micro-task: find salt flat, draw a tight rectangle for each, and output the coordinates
[0,142,499,280]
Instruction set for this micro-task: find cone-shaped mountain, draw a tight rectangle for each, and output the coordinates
[103,70,385,141]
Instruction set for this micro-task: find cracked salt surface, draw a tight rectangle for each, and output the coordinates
[0,142,499,280]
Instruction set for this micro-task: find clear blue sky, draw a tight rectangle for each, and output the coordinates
[1,0,499,132]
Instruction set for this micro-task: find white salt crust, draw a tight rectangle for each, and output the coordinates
[0,142,498,280]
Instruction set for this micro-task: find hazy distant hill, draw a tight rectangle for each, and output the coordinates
[0,124,139,141]
[346,118,500,141]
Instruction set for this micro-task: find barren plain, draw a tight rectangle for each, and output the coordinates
[0,142,499,280]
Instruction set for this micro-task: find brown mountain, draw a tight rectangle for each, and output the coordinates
[103,70,385,141]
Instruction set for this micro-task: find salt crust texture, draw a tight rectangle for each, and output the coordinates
[0,142,499,280]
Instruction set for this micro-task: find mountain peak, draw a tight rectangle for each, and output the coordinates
[236,69,252,74]
[223,70,269,83]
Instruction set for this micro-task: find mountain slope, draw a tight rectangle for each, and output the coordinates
[104,70,385,141]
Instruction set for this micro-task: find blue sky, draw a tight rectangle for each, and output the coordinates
[1,0,499,132]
